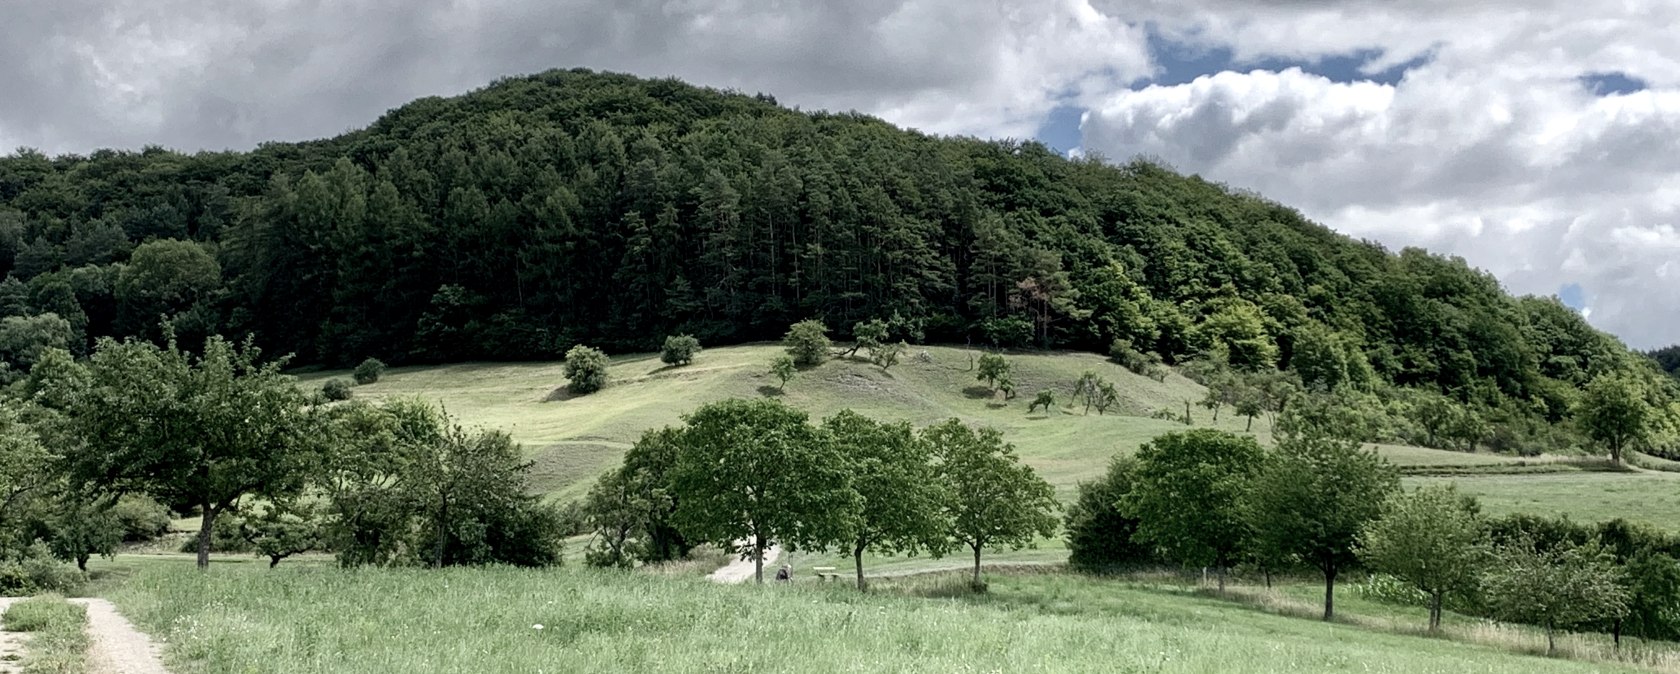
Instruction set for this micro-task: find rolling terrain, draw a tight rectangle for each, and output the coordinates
[301,344,1680,543]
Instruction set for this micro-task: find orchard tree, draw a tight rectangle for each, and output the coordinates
[769,355,795,391]
[846,318,889,359]
[1482,538,1630,656]
[924,419,1057,588]
[1244,432,1399,620]
[1092,382,1120,416]
[44,485,122,571]
[660,335,701,367]
[784,319,831,367]
[239,497,324,568]
[57,335,315,570]
[1128,429,1265,590]
[824,411,948,590]
[0,403,51,537]
[1358,485,1489,631]
[671,399,860,583]
[564,345,609,394]
[1028,389,1057,414]
[976,353,1011,395]
[1065,456,1154,572]
[582,427,693,567]
[871,341,907,371]
[1576,374,1651,463]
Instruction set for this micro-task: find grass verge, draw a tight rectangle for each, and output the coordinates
[110,562,1640,673]
[2,594,89,674]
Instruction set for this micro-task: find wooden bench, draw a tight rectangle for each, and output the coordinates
[812,566,843,581]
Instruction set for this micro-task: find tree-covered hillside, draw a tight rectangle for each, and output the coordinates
[0,68,1674,445]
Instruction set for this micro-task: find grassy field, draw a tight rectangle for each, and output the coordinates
[300,344,1251,501]
[1413,471,1680,532]
[1,594,89,674]
[106,563,1651,674]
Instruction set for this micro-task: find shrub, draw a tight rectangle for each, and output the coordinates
[0,541,83,595]
[353,357,387,384]
[177,513,254,554]
[564,345,609,394]
[321,378,354,401]
[1109,339,1166,381]
[1065,456,1156,572]
[660,335,701,367]
[109,494,172,542]
[783,320,830,367]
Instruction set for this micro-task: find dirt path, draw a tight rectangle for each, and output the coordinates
[0,597,168,674]
[71,599,169,674]
[706,543,781,584]
[0,598,29,674]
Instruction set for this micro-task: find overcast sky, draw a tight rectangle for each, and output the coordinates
[3,0,1676,348]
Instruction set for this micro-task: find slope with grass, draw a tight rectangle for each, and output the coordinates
[303,343,1680,539]
[108,563,1648,674]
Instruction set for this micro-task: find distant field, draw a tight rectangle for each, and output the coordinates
[107,563,1644,674]
[1413,471,1680,532]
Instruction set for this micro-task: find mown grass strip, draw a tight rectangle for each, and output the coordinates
[2,594,89,674]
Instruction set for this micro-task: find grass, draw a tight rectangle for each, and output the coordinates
[107,562,1644,674]
[302,343,1577,503]
[1413,471,1680,532]
[2,595,88,674]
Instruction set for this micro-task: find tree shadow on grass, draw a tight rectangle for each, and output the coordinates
[757,385,786,397]
[963,385,997,399]
[544,387,583,402]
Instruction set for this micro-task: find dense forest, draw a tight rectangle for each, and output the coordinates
[1,68,1676,450]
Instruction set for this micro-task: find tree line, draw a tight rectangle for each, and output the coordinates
[581,399,1058,589]
[1064,410,1680,655]
[0,336,566,591]
[1,68,1676,456]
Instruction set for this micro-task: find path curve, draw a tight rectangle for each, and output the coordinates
[706,543,781,584]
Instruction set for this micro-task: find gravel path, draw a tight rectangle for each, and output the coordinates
[0,598,28,674]
[0,597,168,674]
[72,599,169,674]
[706,543,782,584]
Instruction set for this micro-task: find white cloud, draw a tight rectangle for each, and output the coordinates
[1082,62,1680,348]
[0,0,1150,153]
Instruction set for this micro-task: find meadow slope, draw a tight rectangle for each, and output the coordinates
[301,344,1680,536]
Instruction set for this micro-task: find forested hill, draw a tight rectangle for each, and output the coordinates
[0,69,1670,417]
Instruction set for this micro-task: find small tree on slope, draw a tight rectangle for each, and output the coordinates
[925,419,1057,590]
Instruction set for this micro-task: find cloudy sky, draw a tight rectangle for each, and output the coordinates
[3,0,1676,348]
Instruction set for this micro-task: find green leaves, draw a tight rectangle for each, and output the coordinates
[784,320,831,368]
[1127,430,1264,585]
[1576,373,1652,463]
[670,399,860,582]
[1358,485,1489,630]
[563,345,609,395]
[1482,538,1630,655]
[924,418,1058,584]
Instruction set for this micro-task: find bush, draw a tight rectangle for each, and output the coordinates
[322,378,354,401]
[0,541,83,595]
[109,494,172,542]
[564,345,609,394]
[1109,339,1166,381]
[660,335,701,367]
[783,320,830,367]
[353,357,387,384]
[1065,456,1156,572]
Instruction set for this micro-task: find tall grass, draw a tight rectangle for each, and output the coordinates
[2,594,89,674]
[109,564,1639,673]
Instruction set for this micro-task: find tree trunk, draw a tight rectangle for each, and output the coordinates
[1245,416,1254,432]
[1613,619,1623,653]
[1429,592,1443,632]
[854,543,867,592]
[195,503,217,570]
[1263,567,1272,588]
[972,543,983,588]
[77,554,89,572]
[432,497,449,569]
[1546,623,1556,656]
[754,534,766,584]
[1217,564,1227,592]
[270,555,283,569]
[1321,564,1336,622]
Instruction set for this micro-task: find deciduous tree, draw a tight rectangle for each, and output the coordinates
[671,399,860,583]
[1128,429,1264,590]
[823,411,948,590]
[1358,485,1488,631]
[924,419,1057,589]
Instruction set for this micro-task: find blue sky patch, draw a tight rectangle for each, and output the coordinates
[1559,283,1587,311]
[1034,104,1085,155]
[1579,72,1647,96]
[1144,32,1432,87]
